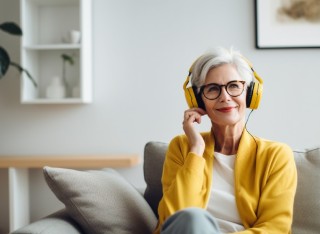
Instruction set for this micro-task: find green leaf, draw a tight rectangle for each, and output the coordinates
[0,47,10,79]
[61,54,74,65]
[10,62,37,87]
[0,22,22,36]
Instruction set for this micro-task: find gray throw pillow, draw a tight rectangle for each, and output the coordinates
[143,141,167,217]
[43,166,157,234]
[292,148,320,234]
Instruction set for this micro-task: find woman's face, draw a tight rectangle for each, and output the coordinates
[202,63,247,127]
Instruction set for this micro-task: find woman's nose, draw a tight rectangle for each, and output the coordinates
[218,87,231,101]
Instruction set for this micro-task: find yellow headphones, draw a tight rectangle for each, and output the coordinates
[183,57,263,110]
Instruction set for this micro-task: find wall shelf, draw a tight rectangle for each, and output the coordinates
[24,44,82,50]
[20,0,92,104]
[20,98,88,104]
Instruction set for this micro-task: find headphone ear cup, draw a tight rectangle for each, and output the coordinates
[246,81,263,109]
[192,86,205,110]
[184,85,205,109]
[184,86,198,108]
[246,81,254,108]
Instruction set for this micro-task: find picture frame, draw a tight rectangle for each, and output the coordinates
[255,0,320,49]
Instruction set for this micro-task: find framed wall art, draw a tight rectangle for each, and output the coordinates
[255,0,320,49]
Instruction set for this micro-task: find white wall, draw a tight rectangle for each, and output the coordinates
[1,0,320,232]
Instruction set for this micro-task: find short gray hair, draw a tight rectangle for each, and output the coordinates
[190,47,254,93]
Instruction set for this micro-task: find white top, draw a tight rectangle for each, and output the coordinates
[207,152,245,233]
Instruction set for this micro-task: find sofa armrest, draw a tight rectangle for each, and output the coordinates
[11,209,83,234]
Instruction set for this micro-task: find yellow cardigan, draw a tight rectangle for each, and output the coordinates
[154,129,297,234]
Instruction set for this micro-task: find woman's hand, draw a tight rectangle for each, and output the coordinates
[183,108,207,157]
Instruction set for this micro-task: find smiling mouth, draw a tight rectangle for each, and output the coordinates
[216,107,234,112]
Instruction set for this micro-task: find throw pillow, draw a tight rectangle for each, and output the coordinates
[143,141,167,218]
[43,166,157,234]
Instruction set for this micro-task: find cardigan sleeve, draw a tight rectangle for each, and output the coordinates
[155,135,207,232]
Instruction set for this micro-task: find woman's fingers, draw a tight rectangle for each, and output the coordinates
[183,108,206,124]
[182,108,206,156]
[184,108,207,117]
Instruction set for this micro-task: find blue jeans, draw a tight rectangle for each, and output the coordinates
[161,207,221,234]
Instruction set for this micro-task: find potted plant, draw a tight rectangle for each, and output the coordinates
[61,53,75,86]
[61,53,75,96]
[0,22,36,86]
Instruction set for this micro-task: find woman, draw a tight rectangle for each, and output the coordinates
[154,47,297,234]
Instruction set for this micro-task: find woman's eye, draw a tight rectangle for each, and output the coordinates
[207,85,220,93]
[229,83,240,89]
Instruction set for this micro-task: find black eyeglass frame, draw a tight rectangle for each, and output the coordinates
[200,80,246,100]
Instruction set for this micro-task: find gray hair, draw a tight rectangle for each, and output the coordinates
[190,47,254,93]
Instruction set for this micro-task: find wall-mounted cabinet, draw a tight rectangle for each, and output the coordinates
[20,0,92,104]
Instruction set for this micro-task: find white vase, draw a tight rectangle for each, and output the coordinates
[69,30,81,44]
[46,76,66,98]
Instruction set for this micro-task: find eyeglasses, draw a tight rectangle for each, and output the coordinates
[200,80,245,100]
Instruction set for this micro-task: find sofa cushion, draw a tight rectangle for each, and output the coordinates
[292,148,320,233]
[12,209,83,234]
[143,141,167,217]
[43,166,157,234]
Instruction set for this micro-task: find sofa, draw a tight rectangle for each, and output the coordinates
[11,142,320,234]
